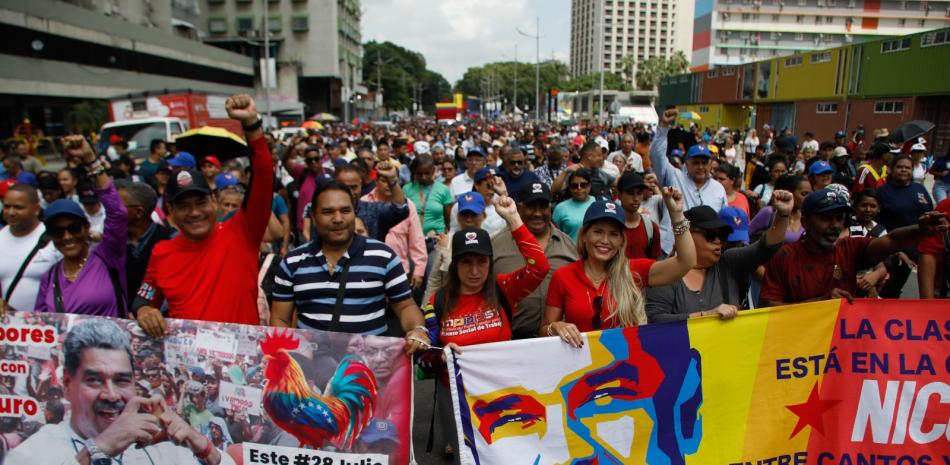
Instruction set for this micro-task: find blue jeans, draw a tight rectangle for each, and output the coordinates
[933,181,950,203]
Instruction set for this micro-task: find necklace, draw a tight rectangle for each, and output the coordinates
[64,255,88,281]
[584,262,607,286]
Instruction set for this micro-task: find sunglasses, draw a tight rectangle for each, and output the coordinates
[592,296,604,330]
[305,157,321,164]
[509,160,525,166]
[570,182,591,189]
[47,221,84,239]
[692,228,730,243]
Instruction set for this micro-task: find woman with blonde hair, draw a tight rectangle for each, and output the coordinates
[543,187,696,347]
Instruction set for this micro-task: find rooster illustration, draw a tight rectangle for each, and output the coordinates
[260,329,378,449]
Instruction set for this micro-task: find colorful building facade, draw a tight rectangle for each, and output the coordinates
[661,27,950,154]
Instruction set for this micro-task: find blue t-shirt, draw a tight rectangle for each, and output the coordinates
[272,194,289,217]
[553,197,595,241]
[876,182,933,232]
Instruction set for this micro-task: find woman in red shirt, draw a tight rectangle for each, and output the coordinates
[421,195,550,350]
[542,187,696,348]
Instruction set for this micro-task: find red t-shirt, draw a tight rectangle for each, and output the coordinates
[918,233,946,291]
[852,165,887,193]
[424,225,550,347]
[760,237,874,303]
[546,258,654,332]
[136,137,273,325]
[624,218,662,260]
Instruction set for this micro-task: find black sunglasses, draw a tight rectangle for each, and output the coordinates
[305,157,321,164]
[692,228,729,243]
[592,296,604,330]
[47,221,84,239]
[570,182,591,189]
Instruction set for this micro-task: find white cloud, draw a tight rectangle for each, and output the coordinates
[361,0,569,85]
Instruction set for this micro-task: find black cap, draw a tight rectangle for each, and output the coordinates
[77,181,99,204]
[868,141,891,158]
[685,206,731,234]
[452,228,493,259]
[166,169,212,204]
[617,172,646,192]
[518,181,551,204]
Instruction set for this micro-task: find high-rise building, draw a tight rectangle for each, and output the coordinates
[203,0,369,120]
[691,0,950,70]
[570,0,694,86]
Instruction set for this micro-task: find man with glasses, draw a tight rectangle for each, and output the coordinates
[498,145,541,203]
[451,148,487,197]
[115,180,174,310]
[650,109,728,212]
[291,146,331,232]
[760,187,949,306]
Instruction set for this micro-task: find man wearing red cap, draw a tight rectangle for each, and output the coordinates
[200,156,222,189]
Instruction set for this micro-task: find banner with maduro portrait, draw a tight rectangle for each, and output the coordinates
[0,311,411,465]
[448,299,950,465]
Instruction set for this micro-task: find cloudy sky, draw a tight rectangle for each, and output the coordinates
[361,0,571,85]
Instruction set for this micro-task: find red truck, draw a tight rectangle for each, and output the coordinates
[99,90,243,159]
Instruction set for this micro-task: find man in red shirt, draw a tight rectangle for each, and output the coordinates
[133,95,272,336]
[760,187,948,306]
[618,172,662,259]
[917,198,950,299]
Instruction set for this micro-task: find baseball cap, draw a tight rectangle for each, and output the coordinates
[709,144,720,155]
[834,130,846,138]
[473,167,497,184]
[686,144,712,159]
[202,156,221,168]
[168,152,196,168]
[77,182,99,204]
[457,192,486,215]
[617,172,646,192]
[911,143,927,152]
[582,200,625,228]
[413,140,431,155]
[43,199,87,225]
[802,188,854,216]
[833,147,849,158]
[869,141,892,158]
[452,227,493,259]
[718,206,750,243]
[215,172,240,189]
[519,181,552,205]
[432,142,446,152]
[685,206,731,237]
[360,419,399,445]
[0,179,17,198]
[671,148,684,157]
[166,169,212,204]
[466,148,486,158]
[808,160,834,176]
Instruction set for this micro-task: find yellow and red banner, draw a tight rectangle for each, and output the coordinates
[448,299,950,465]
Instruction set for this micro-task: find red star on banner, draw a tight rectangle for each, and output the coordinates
[785,381,841,439]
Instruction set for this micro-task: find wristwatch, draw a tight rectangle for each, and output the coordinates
[82,438,111,465]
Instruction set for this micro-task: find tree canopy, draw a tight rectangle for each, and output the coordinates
[362,41,451,112]
[453,60,569,112]
[627,51,690,90]
[557,72,632,92]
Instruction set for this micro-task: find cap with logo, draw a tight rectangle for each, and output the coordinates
[167,152,196,168]
[519,181,551,204]
[77,182,99,204]
[718,206,750,243]
[685,144,712,160]
[808,160,834,176]
[802,187,854,216]
[166,169,212,204]
[215,172,240,190]
[833,147,849,158]
[457,193,486,215]
[910,143,927,152]
[473,167,497,184]
[582,200,625,228]
[360,419,399,445]
[466,148,486,158]
[452,227,493,259]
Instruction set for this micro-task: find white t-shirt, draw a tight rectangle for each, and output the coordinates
[0,224,61,311]
[450,172,476,197]
[86,205,106,236]
[449,202,506,237]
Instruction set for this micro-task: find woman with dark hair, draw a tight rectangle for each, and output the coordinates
[56,168,80,203]
[876,155,934,298]
[420,195,549,457]
[403,154,455,236]
[714,163,751,217]
[749,174,811,244]
[35,136,128,316]
[552,168,595,241]
[750,156,788,208]
[848,189,890,297]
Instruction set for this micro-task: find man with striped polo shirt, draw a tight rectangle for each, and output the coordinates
[269,180,430,354]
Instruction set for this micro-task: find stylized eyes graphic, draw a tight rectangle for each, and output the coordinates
[473,393,547,444]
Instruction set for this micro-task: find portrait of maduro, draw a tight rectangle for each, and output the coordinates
[452,323,703,465]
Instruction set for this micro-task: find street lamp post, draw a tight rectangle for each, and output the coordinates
[262,0,272,128]
[598,0,605,124]
[517,18,541,121]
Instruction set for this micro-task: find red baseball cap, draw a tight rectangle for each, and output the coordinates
[202,156,221,168]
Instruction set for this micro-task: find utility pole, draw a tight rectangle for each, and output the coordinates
[598,0,605,124]
[513,44,518,115]
[517,19,541,121]
[262,0,272,128]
